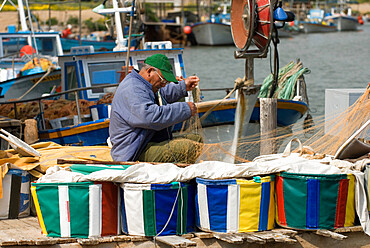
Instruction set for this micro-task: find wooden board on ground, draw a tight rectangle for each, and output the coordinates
[0,217,369,248]
[155,235,196,247]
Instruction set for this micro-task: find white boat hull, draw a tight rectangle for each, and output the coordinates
[324,16,358,31]
[302,23,337,33]
[0,69,61,101]
[191,22,233,46]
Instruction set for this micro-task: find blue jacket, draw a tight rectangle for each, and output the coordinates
[109,69,191,161]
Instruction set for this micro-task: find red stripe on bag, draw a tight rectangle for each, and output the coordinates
[335,179,349,228]
[100,182,118,235]
[67,201,70,223]
[276,176,287,226]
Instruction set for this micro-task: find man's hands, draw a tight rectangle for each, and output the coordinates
[177,75,200,91]
[187,102,198,116]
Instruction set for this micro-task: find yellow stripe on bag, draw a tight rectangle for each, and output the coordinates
[344,174,355,227]
[267,180,275,229]
[237,180,261,232]
[31,186,48,235]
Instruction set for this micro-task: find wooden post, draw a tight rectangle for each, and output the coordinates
[260,98,277,155]
[24,119,38,144]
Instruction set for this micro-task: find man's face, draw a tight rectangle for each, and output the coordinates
[151,69,168,93]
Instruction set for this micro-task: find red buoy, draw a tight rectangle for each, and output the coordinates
[20,45,36,57]
[183,26,192,34]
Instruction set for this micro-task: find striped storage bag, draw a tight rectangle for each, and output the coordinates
[276,172,356,230]
[0,169,31,219]
[121,182,195,236]
[31,181,120,238]
[195,176,275,233]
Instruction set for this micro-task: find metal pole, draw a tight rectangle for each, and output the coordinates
[38,99,45,130]
[74,91,81,124]
[125,0,135,76]
[79,0,82,46]
[48,0,51,30]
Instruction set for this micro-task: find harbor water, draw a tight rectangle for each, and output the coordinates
[182,23,370,118]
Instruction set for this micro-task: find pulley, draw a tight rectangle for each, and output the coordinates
[231,0,276,56]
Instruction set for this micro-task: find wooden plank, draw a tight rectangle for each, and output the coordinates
[271,228,298,237]
[18,217,41,229]
[212,233,244,244]
[0,230,18,246]
[194,232,214,239]
[237,233,266,244]
[270,233,297,244]
[252,232,276,242]
[181,233,194,239]
[316,229,347,240]
[112,235,132,242]
[130,236,150,242]
[349,226,363,232]
[155,235,196,247]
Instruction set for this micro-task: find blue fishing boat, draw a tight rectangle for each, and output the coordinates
[0,31,63,101]
[191,4,233,46]
[61,38,116,52]
[302,9,337,33]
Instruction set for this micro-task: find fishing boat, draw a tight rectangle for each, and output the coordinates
[61,38,116,52]
[0,0,64,101]
[323,7,359,31]
[191,3,233,46]
[0,31,63,101]
[302,9,336,33]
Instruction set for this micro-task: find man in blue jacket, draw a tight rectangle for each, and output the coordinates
[110,54,202,163]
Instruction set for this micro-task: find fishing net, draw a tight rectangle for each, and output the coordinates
[177,86,370,163]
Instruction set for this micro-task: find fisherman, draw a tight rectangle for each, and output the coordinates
[61,24,73,38]
[109,54,203,163]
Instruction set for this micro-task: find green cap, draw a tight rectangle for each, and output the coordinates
[144,54,178,83]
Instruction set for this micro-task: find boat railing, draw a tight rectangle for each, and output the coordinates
[0,84,234,130]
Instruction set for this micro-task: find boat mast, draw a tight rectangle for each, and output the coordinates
[0,0,28,31]
[95,0,134,51]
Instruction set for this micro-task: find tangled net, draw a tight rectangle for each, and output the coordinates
[177,87,370,163]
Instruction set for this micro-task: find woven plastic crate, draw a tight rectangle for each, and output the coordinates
[195,176,275,233]
[275,172,355,230]
[121,182,195,236]
[31,181,120,238]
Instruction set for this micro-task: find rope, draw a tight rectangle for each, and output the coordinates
[153,183,182,247]
[17,65,55,101]
[199,79,245,123]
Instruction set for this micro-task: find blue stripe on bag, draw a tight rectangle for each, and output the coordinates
[206,185,228,232]
[306,179,320,229]
[258,182,270,231]
[155,189,179,235]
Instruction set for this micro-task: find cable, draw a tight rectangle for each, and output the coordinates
[153,183,182,246]
[269,24,280,98]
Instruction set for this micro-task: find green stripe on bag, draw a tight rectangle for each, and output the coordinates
[319,178,341,229]
[36,184,61,237]
[177,186,188,234]
[143,190,156,236]
[69,184,91,237]
[283,177,307,229]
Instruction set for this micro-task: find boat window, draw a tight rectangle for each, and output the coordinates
[66,64,78,100]
[35,37,57,57]
[87,61,124,95]
[1,37,28,59]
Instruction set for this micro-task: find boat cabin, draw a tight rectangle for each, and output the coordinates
[59,45,185,101]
